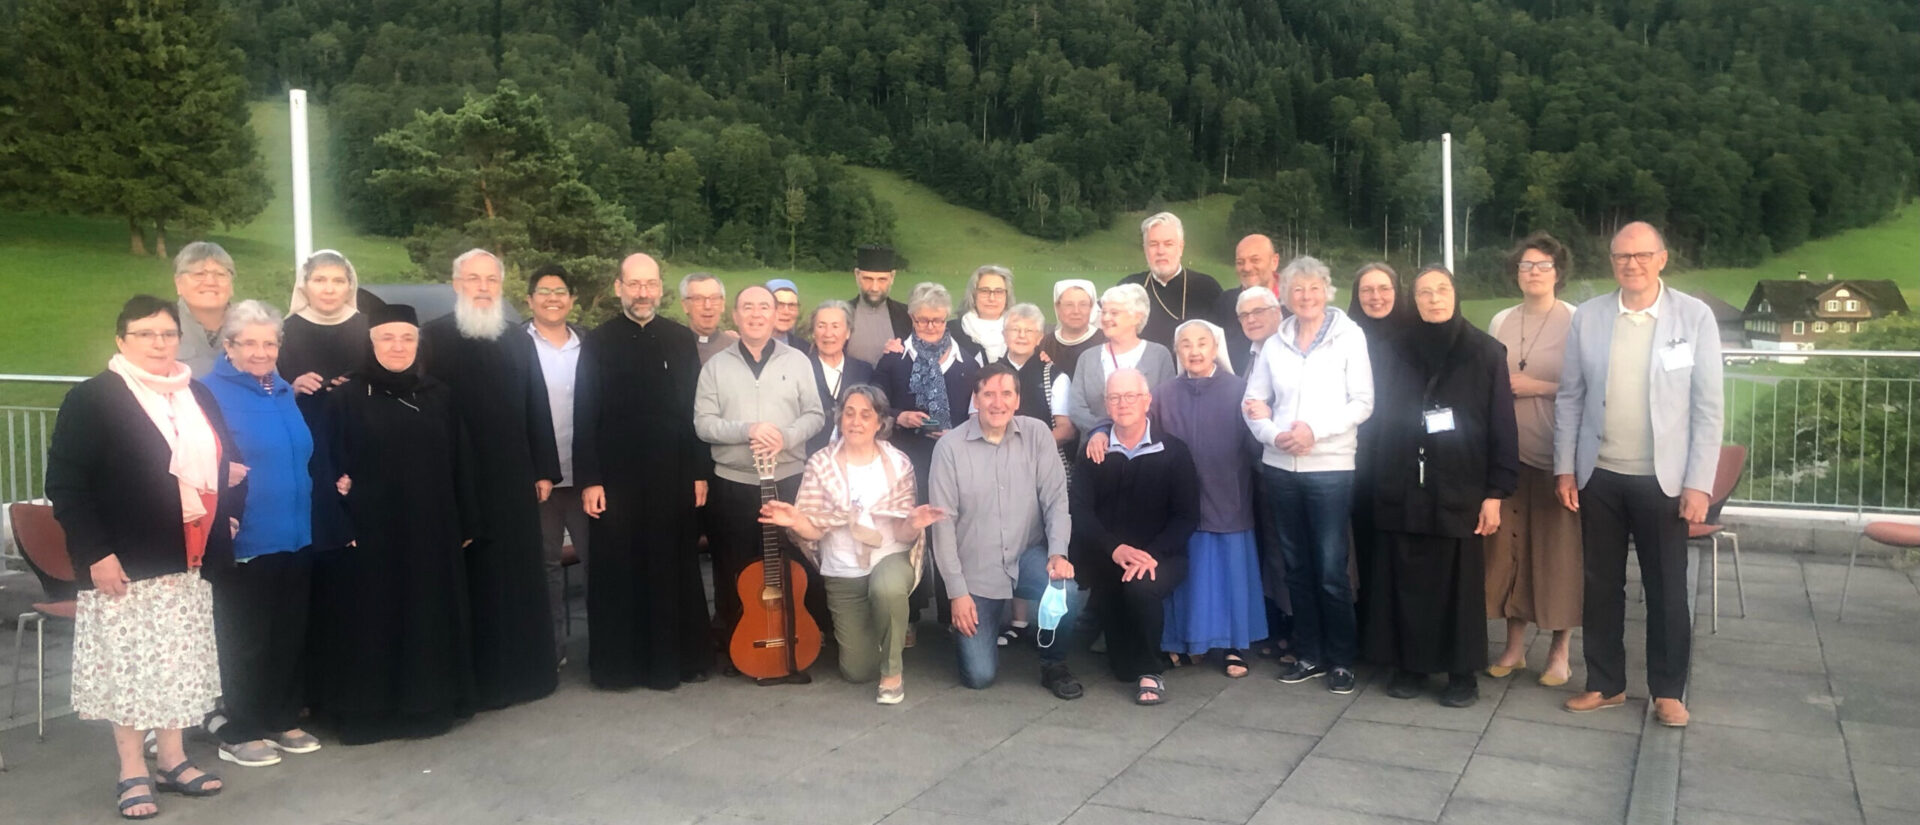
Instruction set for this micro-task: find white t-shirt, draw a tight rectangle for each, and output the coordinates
[815,456,910,578]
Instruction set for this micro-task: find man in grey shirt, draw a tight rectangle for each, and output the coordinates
[930,363,1084,699]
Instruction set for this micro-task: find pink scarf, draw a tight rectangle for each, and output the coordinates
[108,354,221,524]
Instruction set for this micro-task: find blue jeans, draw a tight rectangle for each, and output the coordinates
[1261,466,1356,668]
[954,545,1085,689]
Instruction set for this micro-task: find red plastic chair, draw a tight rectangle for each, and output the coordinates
[9,501,78,740]
[1842,521,1920,621]
[1688,446,1748,633]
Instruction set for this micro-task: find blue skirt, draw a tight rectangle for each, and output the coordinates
[1163,530,1269,654]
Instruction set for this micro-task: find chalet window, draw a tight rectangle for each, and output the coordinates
[1826,300,1840,311]
[1759,300,1772,314]
[1836,322,1850,333]
[1814,321,1829,333]
[1845,300,1859,311]
[1793,321,1805,335]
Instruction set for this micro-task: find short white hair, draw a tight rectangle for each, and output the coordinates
[174,241,234,278]
[1100,283,1150,334]
[1236,288,1280,311]
[220,299,284,344]
[907,282,953,318]
[1140,212,1184,242]
[1004,302,1045,328]
[450,248,502,279]
[679,271,725,301]
[1279,255,1335,300]
[811,299,852,329]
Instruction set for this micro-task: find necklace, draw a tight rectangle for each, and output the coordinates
[1147,270,1188,322]
[1515,303,1560,372]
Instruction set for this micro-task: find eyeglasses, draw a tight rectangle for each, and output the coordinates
[683,295,724,305]
[181,269,232,283]
[1105,392,1147,405]
[912,316,947,328]
[975,288,1008,297]
[123,330,182,342]
[622,280,664,293]
[1610,251,1660,266]
[1237,306,1279,321]
[1517,261,1557,272]
[533,287,572,297]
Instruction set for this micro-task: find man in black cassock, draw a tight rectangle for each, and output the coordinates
[577,253,716,690]
[421,248,561,709]
[1118,211,1224,348]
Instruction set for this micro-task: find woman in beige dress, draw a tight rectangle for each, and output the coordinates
[1484,233,1583,686]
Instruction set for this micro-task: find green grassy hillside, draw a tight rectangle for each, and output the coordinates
[2,101,1914,407]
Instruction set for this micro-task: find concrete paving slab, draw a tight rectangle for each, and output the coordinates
[1475,716,1639,774]
[1677,763,1865,824]
[1840,720,1920,769]
[1269,756,1457,822]
[1852,761,1920,814]
[1089,756,1284,823]
[1681,722,1851,780]
[1309,717,1480,774]
[1451,754,1630,823]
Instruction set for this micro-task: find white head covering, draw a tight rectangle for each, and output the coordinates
[1051,278,1102,343]
[289,249,361,325]
[1173,318,1233,377]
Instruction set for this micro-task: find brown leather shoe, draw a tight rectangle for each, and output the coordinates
[1564,691,1627,713]
[1654,698,1690,727]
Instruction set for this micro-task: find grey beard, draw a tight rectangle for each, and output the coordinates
[454,298,508,340]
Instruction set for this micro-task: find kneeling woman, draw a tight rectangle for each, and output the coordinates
[1364,266,1518,708]
[761,385,945,704]
[308,301,479,743]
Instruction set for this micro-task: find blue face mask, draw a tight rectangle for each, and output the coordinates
[1035,580,1069,648]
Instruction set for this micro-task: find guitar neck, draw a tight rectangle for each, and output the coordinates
[760,479,783,588]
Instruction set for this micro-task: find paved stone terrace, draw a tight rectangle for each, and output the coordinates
[2,549,1915,825]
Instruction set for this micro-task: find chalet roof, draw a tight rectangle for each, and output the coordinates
[1683,289,1744,323]
[1741,279,1910,320]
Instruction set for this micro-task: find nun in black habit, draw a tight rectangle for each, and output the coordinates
[308,301,478,744]
[1363,265,1518,708]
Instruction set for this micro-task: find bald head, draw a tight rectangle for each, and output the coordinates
[1609,222,1669,299]
[734,285,774,345]
[616,253,665,323]
[1235,234,1280,291]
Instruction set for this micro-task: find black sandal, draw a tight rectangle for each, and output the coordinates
[1166,652,1195,669]
[1136,675,1167,706]
[1223,652,1250,678]
[116,776,159,820]
[155,761,222,798]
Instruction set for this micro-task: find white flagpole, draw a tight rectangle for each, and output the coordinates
[1441,132,1455,273]
[290,90,313,280]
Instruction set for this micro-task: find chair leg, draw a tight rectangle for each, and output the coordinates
[1841,533,1861,621]
[1729,532,1746,618]
[9,613,24,720]
[34,615,45,740]
[1710,535,1721,635]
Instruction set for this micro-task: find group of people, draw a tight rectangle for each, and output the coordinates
[45,212,1723,821]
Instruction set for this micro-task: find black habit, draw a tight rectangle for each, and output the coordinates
[1119,268,1225,348]
[309,373,477,744]
[1070,431,1200,681]
[575,314,716,690]
[281,313,371,427]
[1362,312,1518,676]
[421,316,561,708]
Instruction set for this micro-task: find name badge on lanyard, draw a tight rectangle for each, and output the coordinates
[1424,407,1456,434]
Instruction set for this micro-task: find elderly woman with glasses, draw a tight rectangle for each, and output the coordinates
[200,300,324,767]
[172,242,237,376]
[948,265,1014,365]
[47,295,242,819]
[1069,283,1177,442]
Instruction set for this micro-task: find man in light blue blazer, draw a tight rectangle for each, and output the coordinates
[1552,222,1723,728]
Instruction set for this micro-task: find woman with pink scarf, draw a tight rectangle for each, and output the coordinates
[46,295,241,820]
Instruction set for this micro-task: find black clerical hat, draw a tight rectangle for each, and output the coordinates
[365,294,418,328]
[856,244,895,272]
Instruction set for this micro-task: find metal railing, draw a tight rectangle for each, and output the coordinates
[1721,348,1920,514]
[2,375,81,561]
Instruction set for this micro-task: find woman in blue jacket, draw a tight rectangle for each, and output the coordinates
[201,300,324,767]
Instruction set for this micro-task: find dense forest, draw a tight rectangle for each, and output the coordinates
[5,0,1917,285]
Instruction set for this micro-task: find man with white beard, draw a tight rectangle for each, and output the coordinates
[1118,212,1225,348]
[421,248,563,708]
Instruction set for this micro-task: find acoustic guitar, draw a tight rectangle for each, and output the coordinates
[728,450,822,684]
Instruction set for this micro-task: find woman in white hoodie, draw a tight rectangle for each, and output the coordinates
[1242,256,1374,695]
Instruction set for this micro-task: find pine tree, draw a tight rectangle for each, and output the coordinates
[0,0,269,256]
